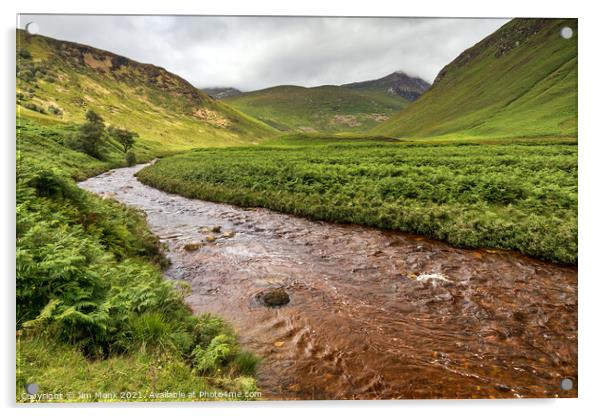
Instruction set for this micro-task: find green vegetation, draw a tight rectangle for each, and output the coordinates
[373,19,578,139]
[15,163,260,402]
[18,118,124,180]
[16,117,260,402]
[138,137,577,264]
[225,85,409,132]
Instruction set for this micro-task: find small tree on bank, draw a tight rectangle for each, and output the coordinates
[108,126,138,153]
[66,109,105,159]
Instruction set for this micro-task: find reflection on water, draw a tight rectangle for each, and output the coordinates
[79,163,577,400]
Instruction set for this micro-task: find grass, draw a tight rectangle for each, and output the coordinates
[225,85,409,132]
[17,336,259,402]
[373,19,577,139]
[137,136,577,264]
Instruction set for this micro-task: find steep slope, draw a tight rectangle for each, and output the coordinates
[16,29,277,158]
[200,87,243,99]
[224,85,409,133]
[342,71,431,101]
[372,18,577,139]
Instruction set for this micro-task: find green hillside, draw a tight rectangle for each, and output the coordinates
[224,84,410,132]
[16,29,277,161]
[372,18,577,139]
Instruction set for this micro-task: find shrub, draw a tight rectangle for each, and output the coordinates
[48,105,63,115]
[22,102,46,114]
[125,150,137,166]
[18,49,32,59]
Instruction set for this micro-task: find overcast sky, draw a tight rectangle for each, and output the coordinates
[18,15,508,91]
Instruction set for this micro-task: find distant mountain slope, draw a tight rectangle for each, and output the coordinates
[342,72,430,101]
[224,84,410,132]
[16,29,276,156]
[372,18,577,139]
[200,87,243,99]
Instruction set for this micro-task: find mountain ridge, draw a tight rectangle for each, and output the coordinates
[341,71,431,101]
[200,87,243,99]
[373,18,577,139]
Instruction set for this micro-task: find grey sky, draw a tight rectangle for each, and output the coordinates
[18,15,508,91]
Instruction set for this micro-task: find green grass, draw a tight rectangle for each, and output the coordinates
[137,137,577,264]
[373,18,577,139]
[225,85,409,133]
[17,336,259,402]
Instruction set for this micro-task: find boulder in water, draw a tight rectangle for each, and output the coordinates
[183,242,202,251]
[258,288,290,307]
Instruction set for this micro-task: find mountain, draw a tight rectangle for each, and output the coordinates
[200,87,243,99]
[16,29,276,158]
[342,72,431,101]
[372,18,577,139]
[224,84,410,132]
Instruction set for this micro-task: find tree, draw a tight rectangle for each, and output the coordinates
[67,110,105,159]
[108,126,138,153]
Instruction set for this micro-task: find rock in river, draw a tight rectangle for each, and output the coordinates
[258,288,290,307]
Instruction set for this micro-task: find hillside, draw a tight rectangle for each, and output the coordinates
[342,71,431,101]
[16,29,277,161]
[372,18,577,139]
[224,84,410,133]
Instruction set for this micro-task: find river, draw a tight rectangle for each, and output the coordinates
[78,163,577,400]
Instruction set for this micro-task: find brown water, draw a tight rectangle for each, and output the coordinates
[79,163,577,400]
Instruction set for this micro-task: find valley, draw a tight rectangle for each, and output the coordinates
[16,16,578,401]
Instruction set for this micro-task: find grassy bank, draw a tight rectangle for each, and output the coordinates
[16,118,260,402]
[137,137,577,264]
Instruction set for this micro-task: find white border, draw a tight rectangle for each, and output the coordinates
[2,1,600,415]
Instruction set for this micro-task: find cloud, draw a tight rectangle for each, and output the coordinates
[18,15,508,90]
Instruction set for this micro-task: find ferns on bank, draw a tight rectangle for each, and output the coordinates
[17,162,258,380]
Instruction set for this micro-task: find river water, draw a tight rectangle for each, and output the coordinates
[78,163,577,400]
